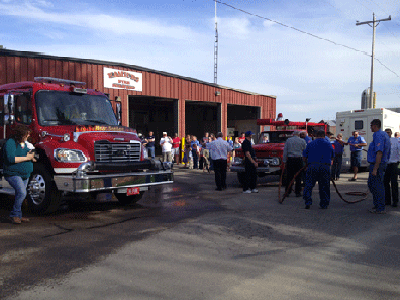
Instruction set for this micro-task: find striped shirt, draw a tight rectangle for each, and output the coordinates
[388,137,400,163]
[208,138,233,160]
[283,136,307,163]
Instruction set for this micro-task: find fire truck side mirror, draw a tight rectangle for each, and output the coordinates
[3,94,15,125]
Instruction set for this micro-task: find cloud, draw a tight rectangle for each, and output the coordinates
[217,17,251,38]
[0,0,195,40]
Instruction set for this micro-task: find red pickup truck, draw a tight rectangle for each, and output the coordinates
[230,119,327,185]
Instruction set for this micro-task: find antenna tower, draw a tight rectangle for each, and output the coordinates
[214,0,218,84]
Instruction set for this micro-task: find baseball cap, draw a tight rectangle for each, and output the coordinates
[163,132,167,135]
[245,131,253,137]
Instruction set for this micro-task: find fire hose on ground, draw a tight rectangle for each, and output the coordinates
[278,164,369,204]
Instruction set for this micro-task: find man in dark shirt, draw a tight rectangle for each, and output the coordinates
[302,130,334,209]
[242,131,258,193]
[146,131,156,159]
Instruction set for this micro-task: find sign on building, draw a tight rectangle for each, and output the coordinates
[104,67,142,91]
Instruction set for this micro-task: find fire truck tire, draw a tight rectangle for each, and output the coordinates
[237,172,245,186]
[27,164,62,214]
[115,192,144,206]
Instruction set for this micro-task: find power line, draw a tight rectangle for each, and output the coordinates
[216,0,371,56]
[214,0,400,90]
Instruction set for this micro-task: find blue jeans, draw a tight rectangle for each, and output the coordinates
[368,163,386,212]
[147,146,155,159]
[192,150,199,169]
[303,164,331,208]
[6,176,29,218]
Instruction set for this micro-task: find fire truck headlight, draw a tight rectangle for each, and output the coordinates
[265,158,280,166]
[233,157,243,165]
[54,149,87,163]
[141,144,148,159]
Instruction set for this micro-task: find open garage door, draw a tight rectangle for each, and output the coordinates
[185,101,220,139]
[129,96,178,155]
[227,104,260,141]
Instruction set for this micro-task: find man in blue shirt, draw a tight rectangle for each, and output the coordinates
[325,131,333,143]
[302,130,334,209]
[300,131,312,144]
[332,133,345,180]
[367,119,391,214]
[345,131,367,181]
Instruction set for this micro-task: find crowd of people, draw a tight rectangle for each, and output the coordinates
[137,131,247,170]
[137,122,398,214]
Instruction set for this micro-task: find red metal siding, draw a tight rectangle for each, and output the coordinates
[0,57,5,84]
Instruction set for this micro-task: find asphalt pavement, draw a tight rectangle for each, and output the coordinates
[1,167,400,300]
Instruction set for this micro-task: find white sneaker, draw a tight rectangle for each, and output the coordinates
[251,189,259,193]
[243,190,251,194]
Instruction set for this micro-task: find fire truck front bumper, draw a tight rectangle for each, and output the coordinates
[53,160,174,193]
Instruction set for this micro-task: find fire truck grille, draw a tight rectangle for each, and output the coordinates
[94,142,141,162]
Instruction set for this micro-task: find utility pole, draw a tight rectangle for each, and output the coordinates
[356,13,391,108]
[214,0,218,84]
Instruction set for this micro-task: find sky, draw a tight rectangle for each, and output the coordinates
[0,0,399,123]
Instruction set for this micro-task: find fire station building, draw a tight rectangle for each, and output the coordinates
[0,48,276,141]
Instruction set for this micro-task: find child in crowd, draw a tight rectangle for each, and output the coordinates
[183,143,193,169]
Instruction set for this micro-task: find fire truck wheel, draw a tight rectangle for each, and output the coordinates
[27,164,62,214]
[115,192,144,206]
[237,172,245,186]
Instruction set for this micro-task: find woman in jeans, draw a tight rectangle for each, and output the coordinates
[3,125,35,224]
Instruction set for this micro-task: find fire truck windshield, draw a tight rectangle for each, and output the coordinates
[36,91,118,126]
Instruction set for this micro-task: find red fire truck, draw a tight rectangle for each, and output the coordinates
[231,118,327,185]
[0,77,173,214]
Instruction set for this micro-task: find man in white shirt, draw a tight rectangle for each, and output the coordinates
[383,129,399,207]
[160,132,173,163]
[208,132,233,191]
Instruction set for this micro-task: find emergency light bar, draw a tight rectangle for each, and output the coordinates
[34,77,86,87]
[257,119,326,127]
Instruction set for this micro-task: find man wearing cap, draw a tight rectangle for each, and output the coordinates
[302,130,334,209]
[283,131,307,197]
[242,131,258,193]
[208,132,233,191]
[160,132,173,163]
